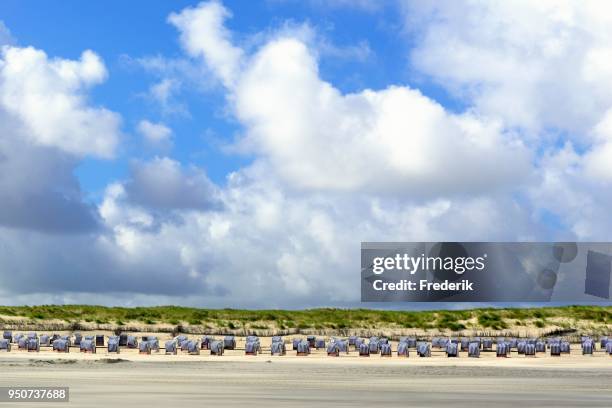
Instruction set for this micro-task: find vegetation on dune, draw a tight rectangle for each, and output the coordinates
[477,311,508,330]
[0,305,610,335]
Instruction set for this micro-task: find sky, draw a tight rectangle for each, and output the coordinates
[1,0,612,308]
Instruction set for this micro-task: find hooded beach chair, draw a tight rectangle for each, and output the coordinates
[245,341,259,355]
[200,335,212,350]
[52,339,69,353]
[108,340,120,354]
[80,339,96,354]
[358,342,370,356]
[524,343,536,356]
[496,342,508,357]
[336,339,349,353]
[446,342,459,357]
[223,335,236,350]
[560,341,571,354]
[210,340,224,356]
[468,342,480,358]
[368,340,380,354]
[127,336,138,349]
[550,343,561,356]
[139,341,151,355]
[296,340,310,356]
[0,339,11,352]
[271,341,286,356]
[188,340,200,355]
[326,342,340,357]
[165,340,177,355]
[397,341,409,357]
[380,343,392,357]
[306,335,316,348]
[417,342,431,357]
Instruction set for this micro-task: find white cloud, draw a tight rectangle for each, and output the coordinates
[404,0,612,137]
[319,39,372,62]
[0,21,14,45]
[4,1,612,307]
[0,175,536,307]
[171,3,532,196]
[582,109,612,182]
[121,157,219,211]
[397,0,612,240]
[83,160,536,307]
[149,78,179,108]
[237,38,530,194]
[168,0,243,88]
[72,0,549,304]
[529,109,612,240]
[0,124,100,233]
[0,46,121,157]
[0,1,540,306]
[137,119,173,148]
[0,38,122,233]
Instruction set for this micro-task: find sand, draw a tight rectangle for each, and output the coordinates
[1,345,611,407]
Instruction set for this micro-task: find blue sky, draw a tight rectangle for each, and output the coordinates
[3,2,376,189]
[2,0,464,196]
[1,1,611,308]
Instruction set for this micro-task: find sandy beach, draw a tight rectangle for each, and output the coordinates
[1,344,611,407]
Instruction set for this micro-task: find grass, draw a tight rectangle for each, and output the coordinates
[477,312,508,330]
[0,305,610,334]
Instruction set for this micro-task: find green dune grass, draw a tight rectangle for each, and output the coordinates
[0,305,609,335]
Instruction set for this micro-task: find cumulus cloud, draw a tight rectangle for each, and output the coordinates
[31,0,534,306]
[2,1,612,307]
[399,0,612,240]
[0,41,121,234]
[583,109,612,182]
[137,120,173,149]
[0,165,538,307]
[404,0,612,137]
[171,2,532,196]
[0,131,100,233]
[530,109,612,240]
[168,1,243,88]
[0,46,121,158]
[0,223,227,298]
[121,157,219,211]
[81,160,535,307]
